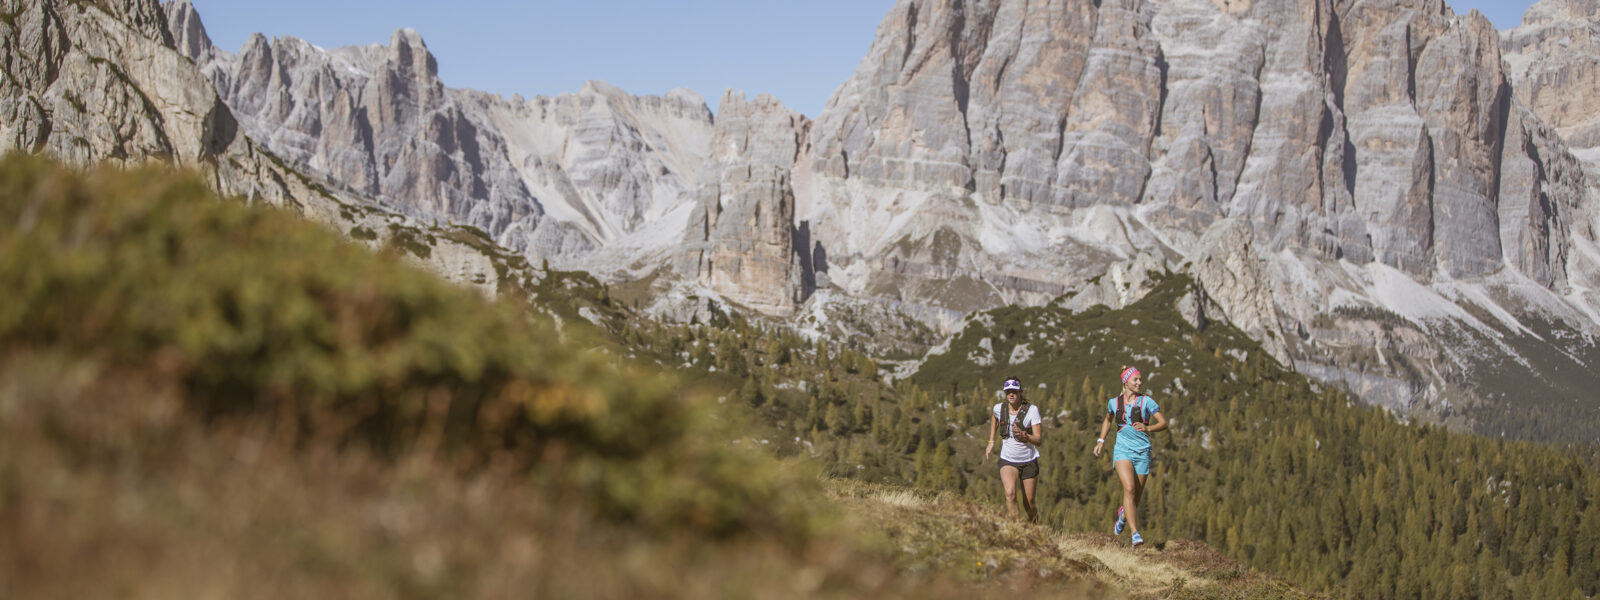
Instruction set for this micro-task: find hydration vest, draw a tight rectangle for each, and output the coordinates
[1116,395,1148,429]
[996,402,1031,439]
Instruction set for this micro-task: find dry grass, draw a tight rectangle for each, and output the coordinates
[0,354,1056,599]
[1059,535,1216,589]
[871,488,936,509]
[825,479,1320,600]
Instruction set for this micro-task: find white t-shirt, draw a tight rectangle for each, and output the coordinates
[993,402,1043,463]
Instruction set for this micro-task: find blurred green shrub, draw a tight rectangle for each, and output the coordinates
[0,153,821,540]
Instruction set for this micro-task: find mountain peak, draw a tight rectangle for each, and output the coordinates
[664,87,707,107]
[162,0,215,62]
[386,27,437,78]
[1520,0,1600,26]
[579,79,627,98]
[389,27,427,49]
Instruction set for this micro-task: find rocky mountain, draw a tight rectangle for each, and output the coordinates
[163,0,716,269]
[2,0,273,202]
[671,91,811,316]
[32,0,1600,441]
[799,0,1600,438]
[3,0,563,305]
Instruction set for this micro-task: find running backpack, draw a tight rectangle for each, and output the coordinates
[996,402,1031,439]
[1115,395,1148,429]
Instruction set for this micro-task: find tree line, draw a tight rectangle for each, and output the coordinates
[626,276,1600,599]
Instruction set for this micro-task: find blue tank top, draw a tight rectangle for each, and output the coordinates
[1106,395,1159,455]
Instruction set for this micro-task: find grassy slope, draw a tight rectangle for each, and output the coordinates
[666,265,1600,598]
[0,154,1304,599]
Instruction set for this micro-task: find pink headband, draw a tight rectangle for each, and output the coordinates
[1120,367,1140,383]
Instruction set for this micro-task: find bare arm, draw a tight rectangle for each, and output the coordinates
[1093,412,1112,456]
[985,411,997,460]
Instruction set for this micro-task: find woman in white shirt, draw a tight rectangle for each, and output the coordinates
[985,375,1043,522]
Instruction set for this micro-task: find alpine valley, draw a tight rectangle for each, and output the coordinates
[5,1,1600,598]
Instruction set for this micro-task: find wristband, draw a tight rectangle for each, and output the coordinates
[1096,438,1104,443]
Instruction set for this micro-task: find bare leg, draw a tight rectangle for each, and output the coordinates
[1021,475,1038,522]
[1115,460,1142,535]
[1000,465,1020,520]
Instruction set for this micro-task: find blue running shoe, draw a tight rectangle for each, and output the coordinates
[1131,531,1145,547]
[1114,507,1126,535]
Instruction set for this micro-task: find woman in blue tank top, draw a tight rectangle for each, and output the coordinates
[1093,365,1167,547]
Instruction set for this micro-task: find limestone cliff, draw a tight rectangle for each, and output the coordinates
[1,0,538,298]
[801,0,1600,436]
[675,91,810,315]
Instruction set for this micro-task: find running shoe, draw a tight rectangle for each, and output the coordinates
[1113,507,1126,535]
[1131,531,1144,547]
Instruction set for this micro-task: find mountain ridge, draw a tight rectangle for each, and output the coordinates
[156,0,1600,441]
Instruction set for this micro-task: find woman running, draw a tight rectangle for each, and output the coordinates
[1093,366,1167,547]
[985,375,1043,522]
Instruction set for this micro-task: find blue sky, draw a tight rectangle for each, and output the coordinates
[189,0,894,117]
[188,0,1536,119]
[1455,0,1537,29]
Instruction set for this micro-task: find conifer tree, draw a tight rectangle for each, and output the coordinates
[1513,570,1538,600]
[740,377,763,407]
[1575,494,1600,592]
[929,441,960,491]
[1477,549,1508,600]
[1541,548,1576,598]
[852,395,871,432]
[912,437,932,488]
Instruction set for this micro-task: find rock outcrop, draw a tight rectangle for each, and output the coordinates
[1180,220,1292,365]
[0,0,359,217]
[675,91,810,315]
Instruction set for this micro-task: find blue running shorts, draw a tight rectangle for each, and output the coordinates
[1113,450,1152,475]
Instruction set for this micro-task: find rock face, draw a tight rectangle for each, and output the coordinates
[1,0,551,299]
[798,0,1600,437]
[2,0,225,165]
[1502,0,1600,297]
[1504,0,1600,156]
[806,0,1575,288]
[675,92,811,315]
[0,0,358,217]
